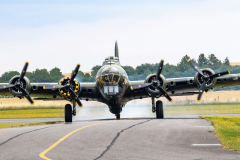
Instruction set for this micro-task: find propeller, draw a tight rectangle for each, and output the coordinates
[69,88,82,107]
[187,59,230,101]
[0,62,34,104]
[43,64,83,107]
[70,64,80,84]
[130,59,173,102]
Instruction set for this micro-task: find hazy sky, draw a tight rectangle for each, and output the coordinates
[0,0,240,75]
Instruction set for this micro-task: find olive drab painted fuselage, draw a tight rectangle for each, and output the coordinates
[94,56,130,114]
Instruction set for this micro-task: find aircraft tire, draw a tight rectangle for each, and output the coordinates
[116,113,120,120]
[65,104,72,122]
[156,100,164,119]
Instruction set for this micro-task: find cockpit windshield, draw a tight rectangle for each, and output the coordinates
[100,66,120,85]
[101,74,120,85]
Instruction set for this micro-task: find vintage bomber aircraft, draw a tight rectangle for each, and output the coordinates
[0,42,239,122]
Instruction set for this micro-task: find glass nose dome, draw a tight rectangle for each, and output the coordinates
[101,66,120,85]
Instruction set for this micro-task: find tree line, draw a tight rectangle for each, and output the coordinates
[0,53,239,90]
[123,53,237,81]
[0,67,65,83]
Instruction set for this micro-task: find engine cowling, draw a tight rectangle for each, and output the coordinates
[9,75,31,96]
[58,77,80,97]
[144,74,167,96]
[194,68,217,89]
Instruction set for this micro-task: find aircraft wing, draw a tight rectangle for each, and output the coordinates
[0,82,106,103]
[0,62,108,107]
[78,82,106,102]
[124,74,240,102]
[124,77,198,101]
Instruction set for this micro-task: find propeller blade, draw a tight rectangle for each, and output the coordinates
[19,62,29,82]
[130,83,152,90]
[157,86,172,102]
[43,85,67,90]
[197,80,206,101]
[209,70,230,79]
[187,59,204,76]
[70,64,80,84]
[69,88,82,107]
[0,84,15,89]
[20,87,34,104]
[156,59,164,80]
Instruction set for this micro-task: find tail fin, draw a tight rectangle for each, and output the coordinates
[115,41,119,59]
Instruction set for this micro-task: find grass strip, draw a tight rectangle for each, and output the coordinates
[0,106,64,110]
[0,109,64,119]
[203,116,240,151]
[1,104,240,119]
[0,121,64,129]
[166,102,240,107]
[164,105,240,115]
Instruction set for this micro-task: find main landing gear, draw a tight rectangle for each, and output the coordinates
[156,100,164,119]
[65,104,72,122]
[65,99,77,123]
[152,97,164,119]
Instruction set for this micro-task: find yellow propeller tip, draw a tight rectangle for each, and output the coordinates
[170,100,173,102]
[187,59,191,62]
[80,105,83,107]
[197,100,200,102]
[32,102,34,105]
[228,70,230,74]
[130,86,133,90]
[78,63,81,66]
[161,59,164,62]
[26,61,29,64]
[43,86,45,90]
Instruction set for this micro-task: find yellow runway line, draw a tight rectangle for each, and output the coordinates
[39,121,114,160]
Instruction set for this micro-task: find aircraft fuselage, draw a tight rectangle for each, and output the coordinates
[95,56,129,114]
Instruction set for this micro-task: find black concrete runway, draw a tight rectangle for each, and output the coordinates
[0,118,240,160]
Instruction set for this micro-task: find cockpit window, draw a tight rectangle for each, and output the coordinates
[100,66,121,85]
[101,74,120,85]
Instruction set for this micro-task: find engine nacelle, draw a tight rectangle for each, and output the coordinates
[144,74,167,96]
[9,75,31,96]
[58,77,80,97]
[194,68,217,89]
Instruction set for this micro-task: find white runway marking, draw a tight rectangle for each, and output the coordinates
[191,144,222,146]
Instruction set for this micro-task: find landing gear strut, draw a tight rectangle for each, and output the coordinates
[116,113,120,120]
[65,104,72,122]
[156,100,164,119]
[151,96,156,113]
[72,99,76,116]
